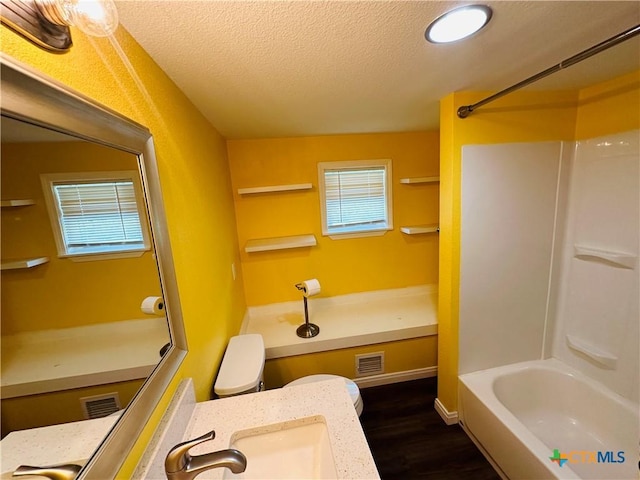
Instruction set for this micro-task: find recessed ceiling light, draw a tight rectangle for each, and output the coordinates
[425,5,492,44]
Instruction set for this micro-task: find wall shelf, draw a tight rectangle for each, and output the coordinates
[399,177,439,184]
[245,234,317,253]
[1,199,35,207]
[1,256,50,271]
[574,245,636,269]
[400,225,439,235]
[238,183,312,195]
[566,334,617,369]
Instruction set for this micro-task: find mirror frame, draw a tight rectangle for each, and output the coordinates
[0,53,188,479]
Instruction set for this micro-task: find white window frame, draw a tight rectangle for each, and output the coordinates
[317,159,393,239]
[41,170,151,261]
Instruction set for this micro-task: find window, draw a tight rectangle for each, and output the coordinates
[41,171,151,259]
[318,159,393,238]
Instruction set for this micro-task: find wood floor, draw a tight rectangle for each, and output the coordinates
[359,377,501,480]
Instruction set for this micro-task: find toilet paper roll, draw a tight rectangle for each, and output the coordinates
[141,296,164,315]
[301,279,321,297]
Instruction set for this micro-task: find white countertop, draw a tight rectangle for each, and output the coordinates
[244,285,438,359]
[0,415,118,477]
[182,378,379,480]
[1,318,169,398]
[2,379,380,479]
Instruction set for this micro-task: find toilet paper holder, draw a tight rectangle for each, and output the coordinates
[295,282,320,338]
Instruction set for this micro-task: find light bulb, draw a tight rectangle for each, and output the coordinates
[425,5,492,44]
[36,0,119,37]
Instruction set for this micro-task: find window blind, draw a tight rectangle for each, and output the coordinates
[324,167,388,232]
[53,180,145,252]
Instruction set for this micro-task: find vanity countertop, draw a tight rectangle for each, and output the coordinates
[0,415,117,476]
[183,378,380,480]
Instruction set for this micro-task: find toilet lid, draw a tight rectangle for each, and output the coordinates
[286,374,361,404]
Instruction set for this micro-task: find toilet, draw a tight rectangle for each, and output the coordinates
[214,334,363,416]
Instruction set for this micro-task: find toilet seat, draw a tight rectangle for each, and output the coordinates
[285,374,363,416]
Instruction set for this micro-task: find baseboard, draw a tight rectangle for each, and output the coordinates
[353,366,437,389]
[434,397,459,425]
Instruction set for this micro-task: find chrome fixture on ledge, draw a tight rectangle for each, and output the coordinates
[165,430,247,480]
[12,463,82,480]
[295,280,321,338]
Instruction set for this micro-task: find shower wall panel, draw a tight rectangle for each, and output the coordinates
[551,130,639,402]
[459,142,563,374]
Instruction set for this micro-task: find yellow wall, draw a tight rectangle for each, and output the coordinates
[228,131,440,305]
[575,70,640,140]
[263,336,437,388]
[1,142,161,333]
[1,23,246,476]
[438,72,640,413]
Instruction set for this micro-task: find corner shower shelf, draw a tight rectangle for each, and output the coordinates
[574,245,637,269]
[566,335,617,369]
[1,199,35,207]
[399,177,440,184]
[245,234,317,253]
[238,183,312,195]
[400,225,439,235]
[1,256,50,271]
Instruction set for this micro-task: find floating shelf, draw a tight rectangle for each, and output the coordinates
[1,199,35,207]
[400,225,439,235]
[245,234,317,253]
[1,256,50,271]
[399,177,440,184]
[566,335,617,369]
[238,183,313,195]
[574,245,636,269]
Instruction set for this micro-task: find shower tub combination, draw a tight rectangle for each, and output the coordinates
[459,359,638,480]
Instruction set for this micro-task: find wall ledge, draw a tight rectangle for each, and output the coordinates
[241,285,438,359]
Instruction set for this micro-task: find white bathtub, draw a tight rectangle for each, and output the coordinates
[459,359,638,480]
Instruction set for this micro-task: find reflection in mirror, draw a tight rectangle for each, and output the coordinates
[0,116,171,463]
[1,55,187,480]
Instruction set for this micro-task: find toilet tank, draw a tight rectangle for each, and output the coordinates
[214,334,265,398]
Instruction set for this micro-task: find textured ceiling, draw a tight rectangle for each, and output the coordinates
[117,1,640,139]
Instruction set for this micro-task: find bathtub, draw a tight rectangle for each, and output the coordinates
[459,359,638,480]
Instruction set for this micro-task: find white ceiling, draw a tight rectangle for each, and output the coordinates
[117,1,640,139]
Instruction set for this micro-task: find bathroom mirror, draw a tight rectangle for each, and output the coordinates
[0,54,187,479]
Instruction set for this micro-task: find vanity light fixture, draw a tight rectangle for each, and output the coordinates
[0,0,118,52]
[425,4,492,44]
[36,0,118,37]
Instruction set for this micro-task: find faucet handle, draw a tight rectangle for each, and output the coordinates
[13,464,82,480]
[165,430,216,473]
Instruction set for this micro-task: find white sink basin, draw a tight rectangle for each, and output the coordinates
[223,415,337,479]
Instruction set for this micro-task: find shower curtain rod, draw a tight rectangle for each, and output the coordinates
[457,24,640,119]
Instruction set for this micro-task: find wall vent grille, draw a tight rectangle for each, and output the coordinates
[80,393,121,420]
[355,352,384,377]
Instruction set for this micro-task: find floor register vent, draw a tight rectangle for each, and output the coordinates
[355,352,384,377]
[80,393,121,419]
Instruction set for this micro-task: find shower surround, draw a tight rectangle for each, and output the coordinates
[457,130,639,479]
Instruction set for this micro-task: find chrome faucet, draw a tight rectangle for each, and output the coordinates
[12,463,82,480]
[165,430,247,480]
